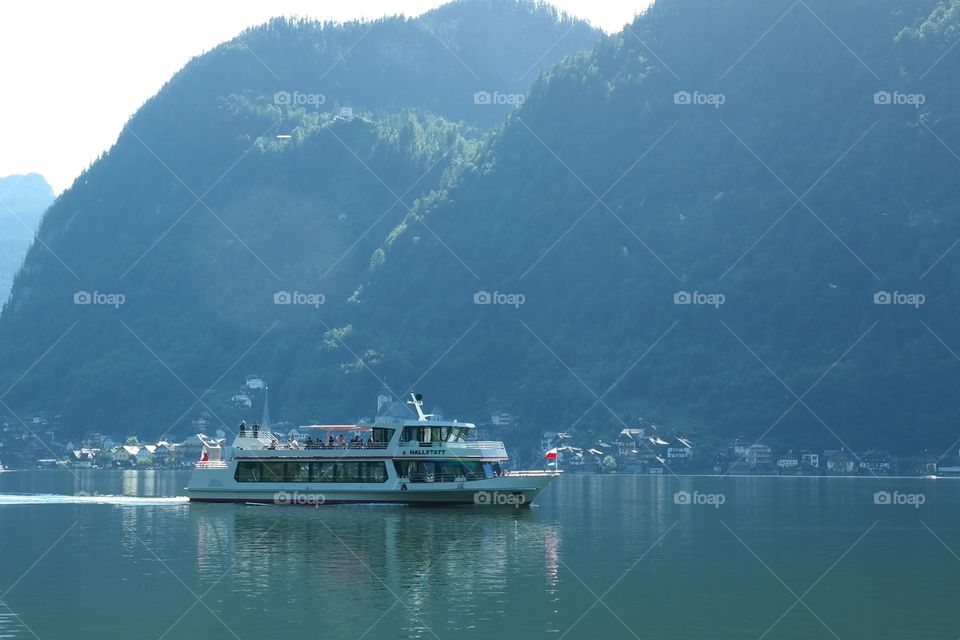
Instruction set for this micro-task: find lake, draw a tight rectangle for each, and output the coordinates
[0,470,957,639]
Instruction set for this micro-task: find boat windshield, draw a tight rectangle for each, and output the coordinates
[400,424,471,443]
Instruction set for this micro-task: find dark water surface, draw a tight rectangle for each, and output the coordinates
[1,470,957,639]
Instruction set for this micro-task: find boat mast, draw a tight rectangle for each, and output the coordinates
[406,392,433,422]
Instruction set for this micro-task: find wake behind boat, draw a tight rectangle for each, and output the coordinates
[186,393,559,507]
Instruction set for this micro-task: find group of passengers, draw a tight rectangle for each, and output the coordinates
[237,420,378,449]
[301,434,376,450]
[237,421,261,438]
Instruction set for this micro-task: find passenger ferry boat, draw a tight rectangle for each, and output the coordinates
[186,393,559,507]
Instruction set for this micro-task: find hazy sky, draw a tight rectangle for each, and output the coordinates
[0,0,654,194]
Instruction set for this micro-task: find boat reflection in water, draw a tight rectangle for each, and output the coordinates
[191,503,562,635]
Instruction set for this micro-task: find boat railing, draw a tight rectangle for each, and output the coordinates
[398,441,505,450]
[448,441,506,450]
[195,460,229,469]
[507,470,562,477]
[298,442,390,450]
[403,472,487,483]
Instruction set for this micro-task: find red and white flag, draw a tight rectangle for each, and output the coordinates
[544,447,558,461]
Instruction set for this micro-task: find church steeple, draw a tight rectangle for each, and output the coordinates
[377,383,393,415]
[261,386,271,428]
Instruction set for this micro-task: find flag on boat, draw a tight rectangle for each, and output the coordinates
[544,447,558,461]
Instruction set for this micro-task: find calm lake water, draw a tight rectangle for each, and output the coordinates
[1,470,958,639]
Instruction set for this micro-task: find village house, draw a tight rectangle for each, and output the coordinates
[858,450,893,475]
[777,456,799,471]
[176,435,204,463]
[70,449,98,468]
[745,444,773,471]
[617,428,645,458]
[109,445,139,465]
[826,450,856,474]
[667,437,694,463]
[231,391,253,409]
[154,441,174,463]
[801,452,820,469]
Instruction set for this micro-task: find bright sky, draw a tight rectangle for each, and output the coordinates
[0,0,653,194]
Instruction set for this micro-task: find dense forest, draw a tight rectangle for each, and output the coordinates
[3,0,960,454]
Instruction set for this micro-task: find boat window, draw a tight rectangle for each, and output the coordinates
[392,459,488,482]
[261,462,285,482]
[362,461,387,482]
[235,461,261,482]
[372,428,393,444]
[445,426,470,442]
[234,460,388,483]
[310,461,335,482]
[287,462,310,482]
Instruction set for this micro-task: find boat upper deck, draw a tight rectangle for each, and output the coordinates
[225,422,508,461]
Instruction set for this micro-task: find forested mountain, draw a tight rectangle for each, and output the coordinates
[0,0,599,436]
[0,174,53,303]
[357,0,960,451]
[4,0,960,454]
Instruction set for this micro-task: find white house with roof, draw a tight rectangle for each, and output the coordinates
[231,391,253,408]
[826,451,856,474]
[245,375,265,390]
[109,445,139,465]
[71,449,97,468]
[154,441,173,462]
[667,437,694,461]
[618,428,645,457]
[777,456,799,470]
[801,453,820,468]
[745,444,773,467]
